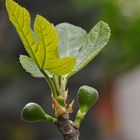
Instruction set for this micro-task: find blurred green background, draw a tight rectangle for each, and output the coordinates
[1,0,140,140]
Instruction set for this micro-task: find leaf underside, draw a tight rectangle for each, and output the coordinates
[56,21,111,77]
[19,55,44,78]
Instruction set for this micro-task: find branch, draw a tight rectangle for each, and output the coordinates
[55,114,79,140]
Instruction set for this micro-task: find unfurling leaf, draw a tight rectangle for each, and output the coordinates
[6,0,76,76]
[21,102,56,123]
[56,21,111,77]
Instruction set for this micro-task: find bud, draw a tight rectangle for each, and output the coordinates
[78,85,98,113]
[21,102,56,123]
[73,85,98,128]
[51,96,66,117]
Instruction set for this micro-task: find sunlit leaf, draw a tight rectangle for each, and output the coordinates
[6,0,38,63]
[6,0,76,76]
[44,57,76,75]
[56,23,87,58]
[34,15,76,75]
[34,15,59,68]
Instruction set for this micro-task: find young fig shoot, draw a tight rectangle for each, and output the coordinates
[5,0,111,139]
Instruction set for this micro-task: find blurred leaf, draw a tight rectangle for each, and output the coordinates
[34,15,59,67]
[72,0,95,11]
[0,61,19,78]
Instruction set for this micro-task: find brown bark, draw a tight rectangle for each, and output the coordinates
[55,114,79,140]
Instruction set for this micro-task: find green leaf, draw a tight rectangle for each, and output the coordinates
[19,55,52,78]
[21,102,56,123]
[56,23,87,58]
[19,55,44,78]
[76,21,111,72]
[34,15,59,68]
[56,21,111,77]
[78,85,98,113]
[44,57,76,75]
[34,15,76,75]
[6,0,38,63]
[6,0,76,76]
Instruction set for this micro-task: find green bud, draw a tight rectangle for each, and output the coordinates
[21,102,56,123]
[78,85,98,113]
[56,96,65,107]
[73,85,99,128]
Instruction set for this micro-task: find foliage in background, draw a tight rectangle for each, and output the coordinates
[72,0,140,74]
[99,0,140,73]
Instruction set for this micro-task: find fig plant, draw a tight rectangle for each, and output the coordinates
[6,0,111,139]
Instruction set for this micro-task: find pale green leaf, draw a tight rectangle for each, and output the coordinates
[19,55,44,78]
[76,21,111,72]
[56,23,87,58]
[19,55,52,78]
[56,21,111,77]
